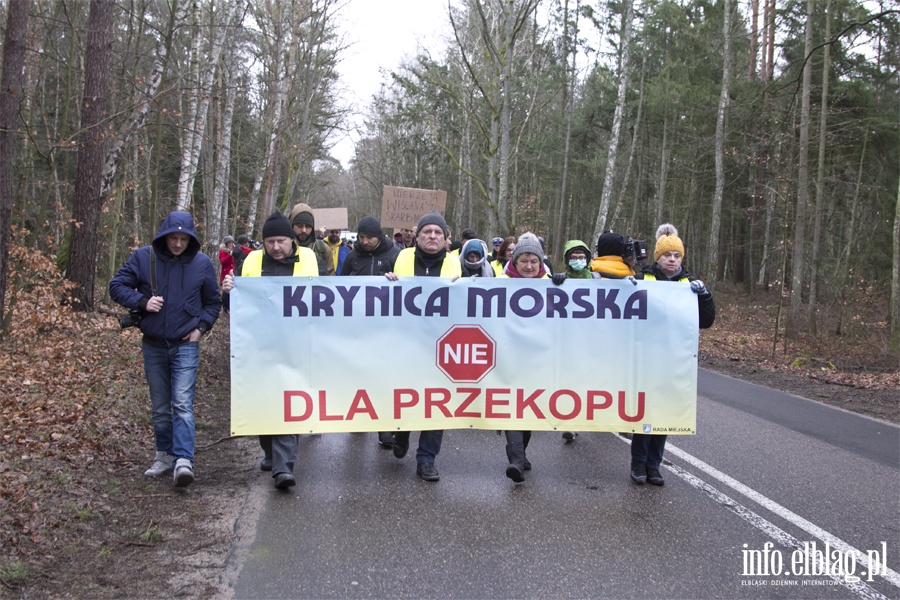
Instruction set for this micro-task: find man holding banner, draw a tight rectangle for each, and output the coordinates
[384,211,462,481]
[340,215,401,449]
[223,211,319,489]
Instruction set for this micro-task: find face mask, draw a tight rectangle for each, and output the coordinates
[568,259,587,271]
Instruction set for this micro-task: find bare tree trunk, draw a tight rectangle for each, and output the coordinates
[209,52,238,251]
[750,0,759,80]
[176,1,203,210]
[891,173,900,354]
[176,0,237,211]
[246,171,264,238]
[613,55,645,232]
[787,0,814,338]
[655,111,670,225]
[757,138,782,287]
[0,0,28,336]
[258,0,306,220]
[554,0,578,258]
[591,0,633,248]
[707,0,733,281]
[807,0,832,334]
[66,0,114,310]
[100,0,189,201]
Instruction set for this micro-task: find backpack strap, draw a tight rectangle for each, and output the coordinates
[149,249,158,295]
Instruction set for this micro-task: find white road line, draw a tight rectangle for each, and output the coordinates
[613,433,900,595]
[668,462,888,600]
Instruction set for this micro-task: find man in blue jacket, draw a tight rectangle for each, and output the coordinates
[109,211,221,488]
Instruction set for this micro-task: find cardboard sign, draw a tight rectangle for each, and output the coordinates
[313,208,348,230]
[380,186,447,229]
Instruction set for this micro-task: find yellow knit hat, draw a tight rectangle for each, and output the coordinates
[653,223,685,261]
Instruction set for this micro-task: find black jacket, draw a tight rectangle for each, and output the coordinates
[340,237,400,276]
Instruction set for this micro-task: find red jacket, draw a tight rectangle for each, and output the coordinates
[219,249,235,283]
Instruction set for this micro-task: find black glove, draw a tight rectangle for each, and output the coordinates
[552,273,566,286]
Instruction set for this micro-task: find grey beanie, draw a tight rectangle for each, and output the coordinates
[513,232,544,262]
[357,216,383,238]
[416,211,449,236]
[223,235,235,245]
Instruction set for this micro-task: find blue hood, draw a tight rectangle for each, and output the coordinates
[152,211,201,258]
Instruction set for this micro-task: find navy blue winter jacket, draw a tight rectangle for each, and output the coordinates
[109,211,221,347]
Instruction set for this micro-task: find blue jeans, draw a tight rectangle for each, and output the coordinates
[416,430,443,464]
[142,342,199,464]
[631,433,667,470]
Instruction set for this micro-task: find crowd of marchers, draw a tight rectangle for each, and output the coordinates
[110,205,714,491]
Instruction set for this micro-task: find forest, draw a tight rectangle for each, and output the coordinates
[0,0,897,350]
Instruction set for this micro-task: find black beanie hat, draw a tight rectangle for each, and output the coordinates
[416,211,449,236]
[357,216,383,238]
[596,231,626,257]
[262,211,295,240]
[291,209,315,228]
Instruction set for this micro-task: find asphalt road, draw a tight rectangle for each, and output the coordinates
[226,368,899,599]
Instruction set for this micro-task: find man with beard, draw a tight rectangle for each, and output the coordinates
[324,227,351,274]
[288,203,332,275]
[384,211,461,482]
[340,216,401,449]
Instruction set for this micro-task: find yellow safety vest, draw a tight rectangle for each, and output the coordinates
[643,273,689,283]
[240,248,318,277]
[393,247,462,278]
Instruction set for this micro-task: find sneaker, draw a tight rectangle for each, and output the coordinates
[259,457,273,471]
[144,451,174,477]
[647,468,665,486]
[630,460,647,485]
[562,431,577,442]
[173,458,194,488]
[377,432,394,449]
[274,473,296,489]
[416,462,440,482]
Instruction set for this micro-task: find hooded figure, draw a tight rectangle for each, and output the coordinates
[563,240,595,279]
[108,211,222,489]
[288,203,333,275]
[110,211,221,346]
[459,239,495,278]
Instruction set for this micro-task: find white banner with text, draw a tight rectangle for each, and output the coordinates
[230,276,699,436]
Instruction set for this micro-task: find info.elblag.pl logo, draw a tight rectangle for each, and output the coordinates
[741,541,889,584]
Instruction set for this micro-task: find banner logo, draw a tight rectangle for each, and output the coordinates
[436,325,496,383]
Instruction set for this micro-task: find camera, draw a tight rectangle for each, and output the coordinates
[249,240,261,250]
[119,308,145,329]
[624,237,648,263]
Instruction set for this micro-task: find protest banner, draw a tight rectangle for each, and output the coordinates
[380,186,447,229]
[230,277,699,436]
[312,207,348,230]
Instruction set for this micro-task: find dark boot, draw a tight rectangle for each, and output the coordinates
[505,443,526,483]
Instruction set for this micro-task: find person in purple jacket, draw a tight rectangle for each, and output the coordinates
[109,211,221,488]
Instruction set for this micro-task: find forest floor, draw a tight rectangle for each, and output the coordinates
[0,272,897,598]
